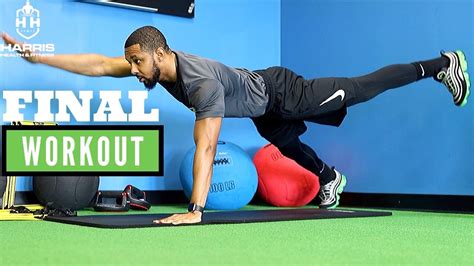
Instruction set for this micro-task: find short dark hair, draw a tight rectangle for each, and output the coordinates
[124,26,170,53]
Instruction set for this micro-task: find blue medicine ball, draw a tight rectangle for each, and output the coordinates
[179,141,258,210]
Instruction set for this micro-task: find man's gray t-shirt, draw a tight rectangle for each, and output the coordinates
[159,51,268,120]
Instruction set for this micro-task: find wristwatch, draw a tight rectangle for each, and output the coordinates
[188,203,204,213]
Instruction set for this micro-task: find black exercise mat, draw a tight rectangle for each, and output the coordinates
[45,208,392,228]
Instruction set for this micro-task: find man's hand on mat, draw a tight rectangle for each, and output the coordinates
[1,32,38,63]
[153,212,202,225]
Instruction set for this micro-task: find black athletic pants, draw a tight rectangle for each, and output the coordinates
[253,62,434,185]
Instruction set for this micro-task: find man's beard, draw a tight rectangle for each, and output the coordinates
[144,61,161,90]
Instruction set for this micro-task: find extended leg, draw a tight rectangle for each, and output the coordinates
[310,53,469,108]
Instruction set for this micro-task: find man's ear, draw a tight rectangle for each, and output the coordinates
[154,47,165,62]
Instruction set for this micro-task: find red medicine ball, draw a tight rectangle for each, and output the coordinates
[253,144,320,207]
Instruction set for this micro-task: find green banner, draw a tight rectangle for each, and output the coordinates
[3,126,162,175]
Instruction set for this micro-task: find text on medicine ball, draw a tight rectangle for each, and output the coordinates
[209,180,236,193]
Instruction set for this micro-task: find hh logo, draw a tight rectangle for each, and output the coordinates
[16,0,40,40]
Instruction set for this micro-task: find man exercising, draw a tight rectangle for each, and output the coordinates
[2,26,470,225]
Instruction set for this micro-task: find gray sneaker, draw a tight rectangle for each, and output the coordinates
[319,168,347,209]
[436,50,470,107]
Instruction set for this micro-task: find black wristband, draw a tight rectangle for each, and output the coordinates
[188,203,204,213]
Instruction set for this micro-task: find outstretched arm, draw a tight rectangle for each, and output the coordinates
[35,54,132,77]
[1,32,132,77]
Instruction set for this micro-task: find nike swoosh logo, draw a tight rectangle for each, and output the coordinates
[319,89,345,106]
[419,64,425,77]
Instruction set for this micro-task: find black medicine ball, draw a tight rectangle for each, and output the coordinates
[33,176,99,210]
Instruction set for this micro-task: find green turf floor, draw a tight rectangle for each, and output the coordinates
[0,204,472,265]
